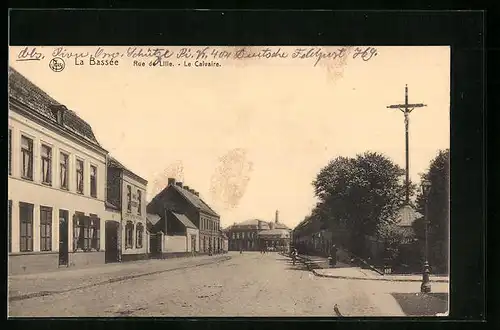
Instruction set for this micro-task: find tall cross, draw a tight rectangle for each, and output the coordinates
[387,85,427,204]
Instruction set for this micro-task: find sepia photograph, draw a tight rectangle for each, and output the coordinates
[8,45,450,317]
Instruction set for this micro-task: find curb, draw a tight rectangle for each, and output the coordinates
[9,255,232,302]
[311,269,449,283]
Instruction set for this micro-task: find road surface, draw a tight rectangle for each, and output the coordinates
[9,252,434,317]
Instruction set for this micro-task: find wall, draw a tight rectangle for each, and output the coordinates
[186,227,199,252]
[121,172,148,257]
[9,251,105,275]
[106,167,122,208]
[8,112,107,260]
[199,212,222,253]
[164,235,187,253]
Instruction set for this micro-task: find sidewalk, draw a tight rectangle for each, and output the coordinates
[294,253,449,283]
[313,268,449,283]
[9,254,231,301]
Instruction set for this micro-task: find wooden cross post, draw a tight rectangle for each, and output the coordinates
[387,85,427,204]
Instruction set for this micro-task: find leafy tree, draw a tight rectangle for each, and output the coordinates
[312,151,412,257]
[415,149,450,273]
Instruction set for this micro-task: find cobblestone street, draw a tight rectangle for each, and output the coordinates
[7,252,443,317]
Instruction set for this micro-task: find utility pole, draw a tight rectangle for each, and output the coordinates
[387,85,427,204]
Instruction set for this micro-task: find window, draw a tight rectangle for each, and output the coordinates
[8,200,12,253]
[41,144,52,185]
[90,215,100,251]
[76,159,84,194]
[21,135,33,180]
[8,129,12,175]
[74,214,100,251]
[60,153,69,189]
[40,206,52,251]
[90,165,97,197]
[127,185,132,212]
[137,190,142,215]
[125,221,134,249]
[19,202,34,252]
[232,232,235,239]
[136,223,144,248]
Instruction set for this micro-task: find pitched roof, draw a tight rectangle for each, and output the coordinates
[172,185,219,217]
[396,205,423,227]
[171,212,197,229]
[147,213,162,226]
[108,155,148,185]
[230,219,271,230]
[274,222,290,230]
[258,229,291,238]
[8,66,101,146]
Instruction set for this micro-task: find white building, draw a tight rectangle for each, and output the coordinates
[8,67,110,275]
[106,156,149,262]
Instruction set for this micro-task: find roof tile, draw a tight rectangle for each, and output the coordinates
[8,66,101,146]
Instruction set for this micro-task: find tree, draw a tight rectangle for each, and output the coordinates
[415,149,450,273]
[376,221,405,264]
[312,151,412,257]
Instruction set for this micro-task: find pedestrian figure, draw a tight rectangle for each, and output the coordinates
[329,244,338,267]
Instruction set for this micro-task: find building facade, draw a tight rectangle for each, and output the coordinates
[227,210,291,252]
[8,67,109,275]
[146,178,223,255]
[106,156,148,262]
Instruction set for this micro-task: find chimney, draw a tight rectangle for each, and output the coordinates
[189,188,195,194]
[258,220,262,230]
[184,185,190,191]
[167,178,176,186]
[176,181,183,188]
[194,191,199,197]
[275,210,279,223]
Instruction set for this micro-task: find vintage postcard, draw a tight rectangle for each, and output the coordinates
[8,45,450,317]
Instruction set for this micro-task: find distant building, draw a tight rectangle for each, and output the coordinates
[8,67,109,274]
[227,210,291,252]
[146,178,222,255]
[106,156,148,262]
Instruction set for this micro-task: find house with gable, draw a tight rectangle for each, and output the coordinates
[146,178,221,256]
[106,156,148,262]
[8,66,111,274]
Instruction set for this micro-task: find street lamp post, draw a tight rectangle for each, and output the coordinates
[421,179,432,293]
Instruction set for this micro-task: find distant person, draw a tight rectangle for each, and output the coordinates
[330,245,338,267]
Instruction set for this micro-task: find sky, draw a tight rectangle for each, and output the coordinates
[9,46,450,229]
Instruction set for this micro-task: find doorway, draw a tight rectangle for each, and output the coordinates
[191,235,197,253]
[105,221,120,263]
[58,210,69,267]
[149,232,162,258]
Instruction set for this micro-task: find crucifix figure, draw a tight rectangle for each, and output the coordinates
[387,85,427,204]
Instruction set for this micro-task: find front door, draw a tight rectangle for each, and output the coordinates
[58,210,69,266]
[105,221,120,263]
